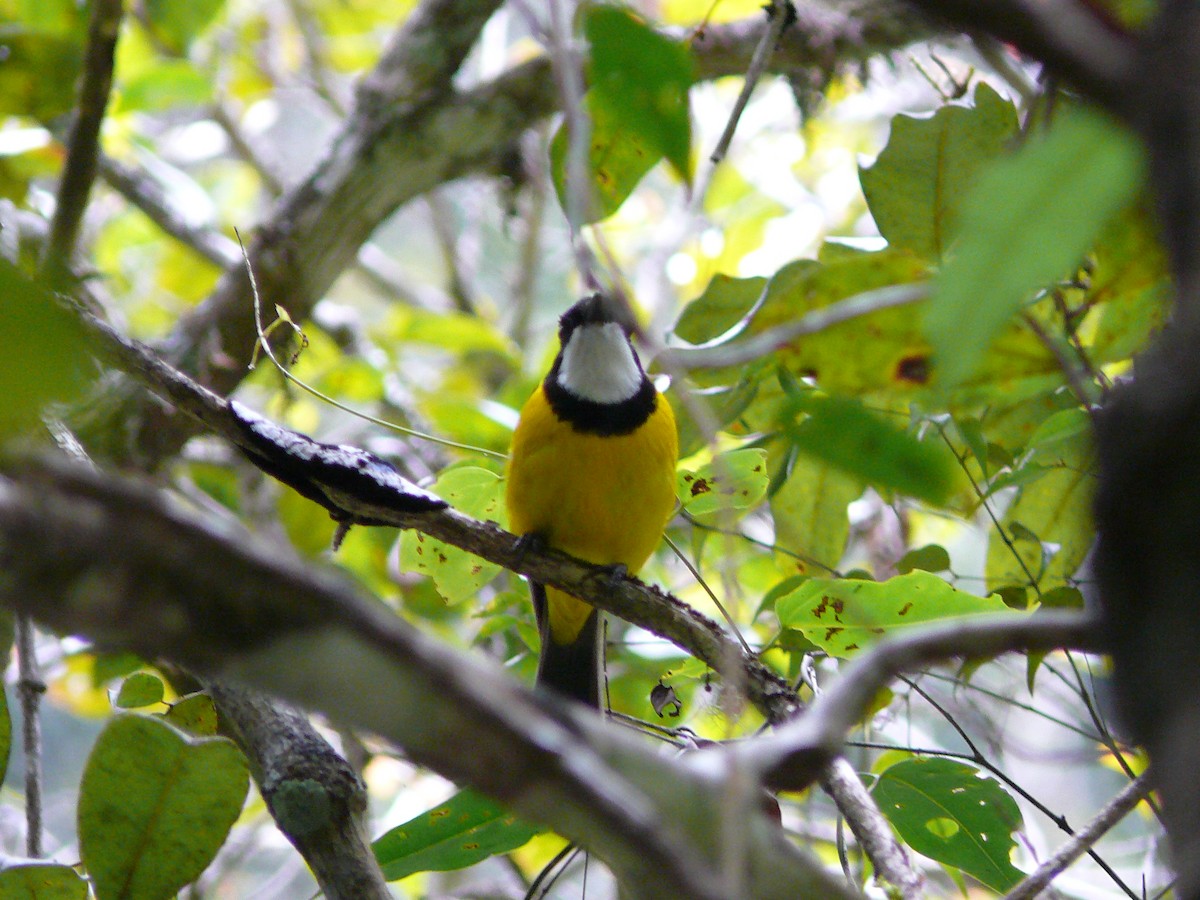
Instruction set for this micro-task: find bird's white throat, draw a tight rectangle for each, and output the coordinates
[557,322,642,404]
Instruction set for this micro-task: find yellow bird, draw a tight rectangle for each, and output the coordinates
[506,294,678,707]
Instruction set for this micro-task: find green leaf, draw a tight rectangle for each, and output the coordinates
[586,4,693,183]
[784,393,959,505]
[986,440,1095,593]
[677,447,768,516]
[551,5,693,223]
[673,274,765,344]
[399,467,505,604]
[161,693,219,737]
[769,450,860,576]
[776,570,1019,657]
[1088,207,1170,363]
[78,715,249,900]
[142,0,225,54]
[116,59,213,113]
[91,651,147,687]
[115,672,165,709]
[0,31,84,121]
[928,107,1144,387]
[896,544,951,575]
[0,864,88,899]
[550,92,658,224]
[373,789,540,882]
[0,260,94,440]
[860,82,1018,261]
[875,757,1025,892]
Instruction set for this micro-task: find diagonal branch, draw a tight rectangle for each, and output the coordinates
[0,456,858,900]
[1003,772,1154,900]
[740,612,1104,791]
[42,0,125,279]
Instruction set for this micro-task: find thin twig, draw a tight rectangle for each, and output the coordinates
[42,0,124,279]
[1003,772,1154,900]
[15,617,44,858]
[709,0,794,167]
[661,282,929,369]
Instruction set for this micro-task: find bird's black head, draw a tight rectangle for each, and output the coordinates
[558,293,633,347]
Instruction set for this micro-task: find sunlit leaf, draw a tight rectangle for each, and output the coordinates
[115,672,166,709]
[677,447,768,516]
[985,439,1095,594]
[79,715,248,900]
[550,4,693,223]
[776,570,1019,657]
[928,106,1144,386]
[373,789,540,881]
[399,467,505,605]
[875,757,1025,892]
[861,83,1018,261]
[585,4,693,183]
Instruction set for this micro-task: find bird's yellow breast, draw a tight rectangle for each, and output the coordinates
[506,385,678,642]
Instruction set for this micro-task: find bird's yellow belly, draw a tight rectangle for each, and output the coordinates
[506,388,677,642]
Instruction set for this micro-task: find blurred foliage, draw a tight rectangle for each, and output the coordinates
[0,0,1169,896]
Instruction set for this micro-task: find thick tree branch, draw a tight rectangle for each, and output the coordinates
[0,458,857,900]
[42,0,124,279]
[207,683,391,900]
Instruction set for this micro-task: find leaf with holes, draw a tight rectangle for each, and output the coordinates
[775,570,1019,657]
[373,789,540,881]
[677,448,768,517]
[78,715,248,900]
[874,757,1025,892]
[400,467,505,605]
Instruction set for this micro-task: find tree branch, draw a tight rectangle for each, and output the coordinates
[1003,772,1154,900]
[206,683,391,900]
[42,0,124,279]
[742,612,1104,791]
[63,298,931,893]
[0,457,858,900]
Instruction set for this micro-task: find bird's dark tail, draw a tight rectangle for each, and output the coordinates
[531,583,603,708]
